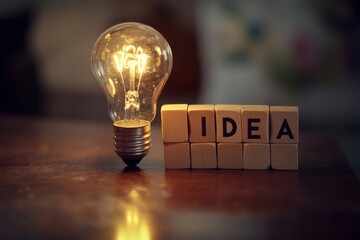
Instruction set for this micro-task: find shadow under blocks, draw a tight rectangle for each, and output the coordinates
[161,104,298,170]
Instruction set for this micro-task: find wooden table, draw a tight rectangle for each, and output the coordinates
[0,115,359,239]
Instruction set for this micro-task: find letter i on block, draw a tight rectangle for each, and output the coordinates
[270,106,299,170]
[161,104,190,169]
[188,105,217,169]
[188,105,216,142]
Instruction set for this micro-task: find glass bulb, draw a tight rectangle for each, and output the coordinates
[91,22,172,166]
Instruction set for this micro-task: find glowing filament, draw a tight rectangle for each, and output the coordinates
[113,45,147,121]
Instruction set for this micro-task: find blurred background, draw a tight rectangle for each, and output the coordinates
[0,0,359,175]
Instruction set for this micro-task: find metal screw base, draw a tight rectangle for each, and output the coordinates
[113,120,151,166]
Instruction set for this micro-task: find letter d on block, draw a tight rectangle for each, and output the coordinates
[215,105,242,142]
[223,118,237,137]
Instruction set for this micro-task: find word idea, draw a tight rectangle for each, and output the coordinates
[161,104,299,170]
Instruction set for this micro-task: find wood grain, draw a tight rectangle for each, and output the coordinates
[243,143,270,170]
[217,143,243,169]
[0,115,359,239]
[190,142,217,168]
[161,104,189,142]
[164,143,191,169]
[271,144,298,170]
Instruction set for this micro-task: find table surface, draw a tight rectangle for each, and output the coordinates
[0,115,359,240]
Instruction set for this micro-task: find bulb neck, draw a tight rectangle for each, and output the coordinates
[113,121,151,166]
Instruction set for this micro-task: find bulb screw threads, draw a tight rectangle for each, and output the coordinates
[113,122,151,166]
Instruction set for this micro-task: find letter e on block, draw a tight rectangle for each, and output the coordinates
[270,106,298,143]
[161,104,189,143]
[215,105,242,142]
[188,105,215,142]
[241,105,269,143]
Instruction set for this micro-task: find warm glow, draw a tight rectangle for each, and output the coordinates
[115,208,151,240]
[113,45,147,86]
[107,78,116,96]
[114,119,150,128]
[115,188,152,240]
[91,22,172,165]
[112,45,148,120]
[92,22,172,123]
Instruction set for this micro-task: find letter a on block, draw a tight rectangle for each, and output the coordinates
[270,106,298,143]
[215,105,242,142]
[276,119,294,140]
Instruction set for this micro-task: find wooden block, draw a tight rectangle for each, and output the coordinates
[190,143,217,169]
[164,143,191,169]
[188,105,215,143]
[241,105,269,143]
[217,143,243,169]
[243,143,270,170]
[270,106,299,143]
[161,104,189,143]
[215,105,242,142]
[271,144,298,170]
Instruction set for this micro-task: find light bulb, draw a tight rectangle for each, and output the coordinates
[91,22,172,166]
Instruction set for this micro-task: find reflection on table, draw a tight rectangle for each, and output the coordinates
[0,115,359,239]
